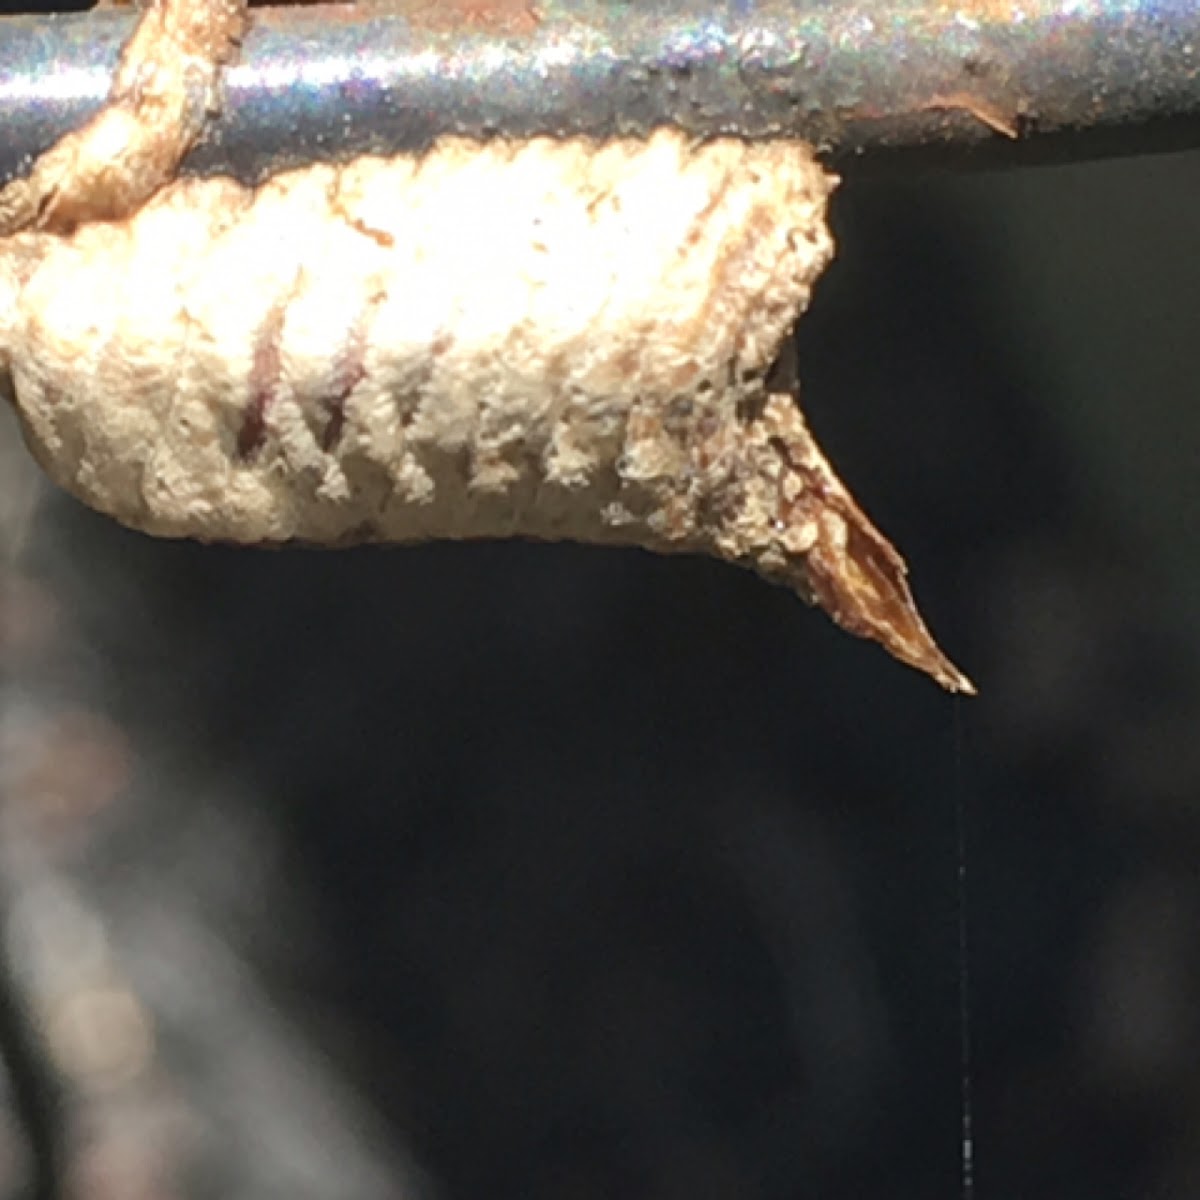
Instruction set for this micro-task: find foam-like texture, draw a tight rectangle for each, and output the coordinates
[4,135,828,542]
[0,132,969,689]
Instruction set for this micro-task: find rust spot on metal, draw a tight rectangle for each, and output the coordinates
[945,0,1025,25]
[926,92,1021,138]
[397,0,540,35]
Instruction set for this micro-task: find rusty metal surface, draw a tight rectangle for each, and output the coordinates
[1,0,1199,181]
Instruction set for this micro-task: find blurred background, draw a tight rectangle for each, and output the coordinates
[2,51,1200,1199]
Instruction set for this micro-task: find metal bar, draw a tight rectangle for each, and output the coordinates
[1,0,1199,183]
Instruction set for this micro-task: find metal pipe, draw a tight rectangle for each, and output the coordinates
[1,0,1199,183]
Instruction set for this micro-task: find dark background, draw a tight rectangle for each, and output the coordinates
[2,24,1200,1195]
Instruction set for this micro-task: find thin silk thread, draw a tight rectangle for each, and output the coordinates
[954,698,975,1200]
